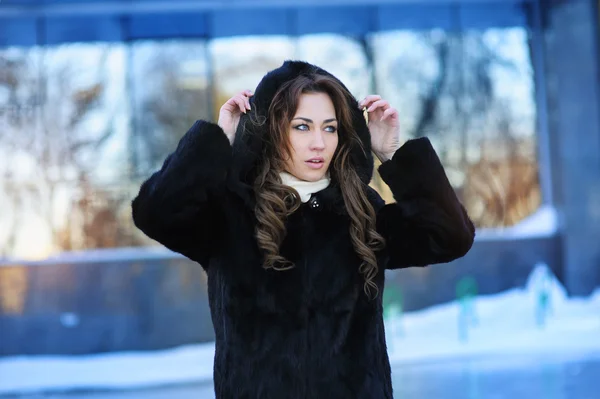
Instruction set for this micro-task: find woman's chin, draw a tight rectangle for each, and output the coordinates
[297,168,328,182]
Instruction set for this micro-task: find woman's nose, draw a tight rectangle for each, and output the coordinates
[310,131,326,150]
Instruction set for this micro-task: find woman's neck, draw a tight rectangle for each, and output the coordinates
[279,171,331,203]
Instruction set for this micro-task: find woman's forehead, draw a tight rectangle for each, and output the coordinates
[294,93,336,119]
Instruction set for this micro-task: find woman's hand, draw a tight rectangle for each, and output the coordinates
[359,95,401,163]
[218,90,253,144]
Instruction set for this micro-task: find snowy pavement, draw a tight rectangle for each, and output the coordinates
[16,352,600,399]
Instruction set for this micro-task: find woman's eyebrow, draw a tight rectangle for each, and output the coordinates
[292,117,338,124]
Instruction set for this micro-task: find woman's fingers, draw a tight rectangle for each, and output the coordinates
[218,90,252,140]
[242,90,253,111]
[366,99,390,113]
[226,96,245,114]
[234,95,248,114]
[224,91,253,114]
[359,95,382,109]
[228,93,252,114]
[236,97,247,114]
[380,107,398,121]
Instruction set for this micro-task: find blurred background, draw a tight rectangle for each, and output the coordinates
[0,0,599,398]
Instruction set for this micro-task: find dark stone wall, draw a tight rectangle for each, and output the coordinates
[0,255,215,356]
[388,235,563,312]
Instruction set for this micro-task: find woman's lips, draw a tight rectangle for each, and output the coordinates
[305,158,325,169]
[305,161,324,169]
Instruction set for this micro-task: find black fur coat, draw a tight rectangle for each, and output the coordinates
[132,61,475,398]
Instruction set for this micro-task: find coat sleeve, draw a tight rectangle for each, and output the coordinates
[131,120,232,267]
[376,137,475,269]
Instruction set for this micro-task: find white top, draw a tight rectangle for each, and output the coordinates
[279,171,331,203]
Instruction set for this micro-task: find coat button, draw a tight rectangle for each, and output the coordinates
[309,196,320,209]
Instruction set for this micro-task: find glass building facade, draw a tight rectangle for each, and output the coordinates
[0,0,546,260]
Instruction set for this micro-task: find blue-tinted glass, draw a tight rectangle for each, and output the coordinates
[295,6,372,36]
[460,3,528,29]
[211,8,292,37]
[0,18,37,46]
[377,5,455,31]
[43,15,122,44]
[126,13,208,40]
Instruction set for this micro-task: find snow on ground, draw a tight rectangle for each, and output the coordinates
[1,265,599,395]
[385,264,600,365]
[0,343,215,395]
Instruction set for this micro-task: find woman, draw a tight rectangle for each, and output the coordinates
[132,60,475,398]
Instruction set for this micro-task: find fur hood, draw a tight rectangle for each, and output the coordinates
[229,61,374,193]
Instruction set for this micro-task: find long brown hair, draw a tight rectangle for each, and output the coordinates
[253,72,385,298]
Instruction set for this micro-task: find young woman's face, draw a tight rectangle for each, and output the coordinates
[284,92,339,182]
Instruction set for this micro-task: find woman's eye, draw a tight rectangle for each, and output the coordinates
[294,124,309,131]
[325,126,337,133]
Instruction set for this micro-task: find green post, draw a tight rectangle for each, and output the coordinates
[383,285,404,352]
[535,263,552,328]
[456,276,478,343]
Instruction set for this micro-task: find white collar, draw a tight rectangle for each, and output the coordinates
[279,171,331,203]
